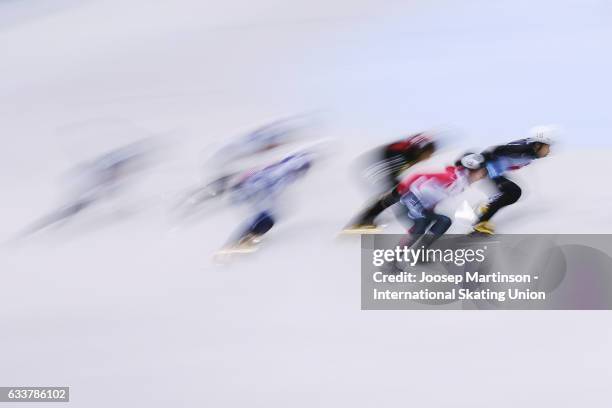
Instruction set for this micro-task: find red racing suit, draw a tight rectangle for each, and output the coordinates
[397,166,469,217]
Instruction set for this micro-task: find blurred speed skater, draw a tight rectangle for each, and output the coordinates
[344,132,437,232]
[211,116,309,164]
[19,139,153,237]
[472,125,555,235]
[396,153,487,249]
[176,116,312,216]
[217,150,314,255]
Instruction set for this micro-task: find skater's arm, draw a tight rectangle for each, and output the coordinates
[484,140,539,160]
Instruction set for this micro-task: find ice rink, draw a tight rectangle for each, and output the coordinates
[1,0,611,406]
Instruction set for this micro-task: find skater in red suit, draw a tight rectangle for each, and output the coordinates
[396,153,488,249]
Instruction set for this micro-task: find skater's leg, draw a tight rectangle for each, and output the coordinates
[405,212,451,250]
[390,202,413,229]
[428,213,452,235]
[350,187,401,227]
[479,176,522,222]
[398,194,432,247]
[245,211,275,237]
[409,217,431,235]
[228,210,275,248]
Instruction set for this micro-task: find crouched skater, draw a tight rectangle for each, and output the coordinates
[217,151,314,255]
[396,153,488,250]
[344,132,437,232]
[472,125,554,235]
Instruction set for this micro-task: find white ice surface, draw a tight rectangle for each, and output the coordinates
[1,1,611,407]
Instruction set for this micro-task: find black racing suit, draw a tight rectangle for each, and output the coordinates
[478,139,542,223]
[353,136,432,227]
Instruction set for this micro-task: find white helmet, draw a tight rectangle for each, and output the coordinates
[529,125,557,145]
[460,153,485,170]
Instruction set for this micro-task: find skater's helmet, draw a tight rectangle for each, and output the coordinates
[528,125,556,145]
[459,153,485,170]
